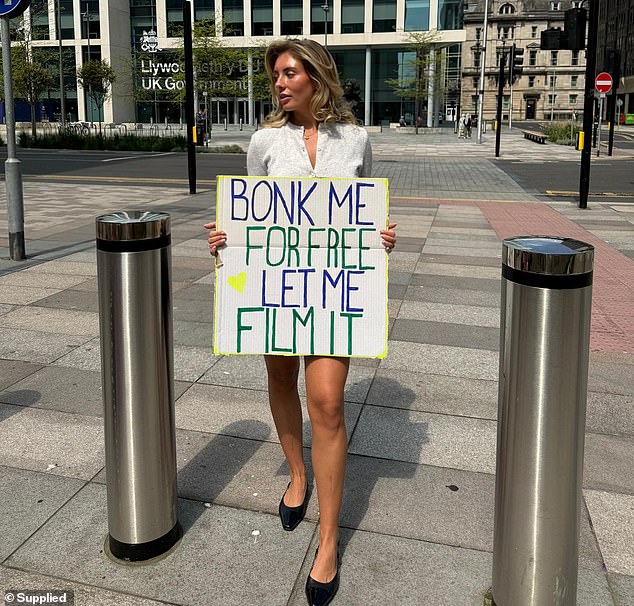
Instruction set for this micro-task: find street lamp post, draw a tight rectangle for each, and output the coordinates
[56,0,66,126]
[82,3,93,124]
[477,0,490,144]
[321,0,329,48]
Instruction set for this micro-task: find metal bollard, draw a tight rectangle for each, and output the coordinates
[493,236,594,606]
[96,211,181,563]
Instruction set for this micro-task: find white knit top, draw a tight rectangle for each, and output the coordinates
[246,121,372,179]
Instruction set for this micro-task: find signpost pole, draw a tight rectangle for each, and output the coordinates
[1,16,26,260]
[597,94,603,157]
[579,0,598,209]
[182,0,196,194]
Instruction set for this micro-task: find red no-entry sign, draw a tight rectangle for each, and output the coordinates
[595,72,613,94]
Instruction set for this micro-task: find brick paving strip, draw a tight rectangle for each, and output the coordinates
[478,202,634,354]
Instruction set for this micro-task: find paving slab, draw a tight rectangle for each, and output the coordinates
[0,567,168,606]
[172,319,214,348]
[380,341,499,381]
[288,528,493,606]
[423,245,501,259]
[198,355,376,403]
[0,360,43,391]
[576,570,620,606]
[418,252,501,267]
[386,251,420,272]
[0,285,61,305]
[584,489,634,576]
[0,403,104,480]
[609,573,634,606]
[6,483,315,606]
[410,273,501,293]
[584,433,634,495]
[175,383,362,447]
[349,405,497,474]
[397,300,500,328]
[367,369,497,419]
[22,261,97,276]
[390,318,500,351]
[404,284,500,307]
[0,306,99,337]
[34,289,100,313]
[0,272,92,289]
[414,261,501,279]
[0,329,91,364]
[0,303,14,316]
[0,466,85,562]
[341,454,495,551]
[588,361,634,396]
[585,392,634,437]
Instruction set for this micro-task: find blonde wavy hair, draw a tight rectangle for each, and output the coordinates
[262,39,358,128]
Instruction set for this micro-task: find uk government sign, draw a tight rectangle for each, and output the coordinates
[213,176,390,358]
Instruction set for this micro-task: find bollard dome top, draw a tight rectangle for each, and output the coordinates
[502,236,594,275]
[96,211,170,241]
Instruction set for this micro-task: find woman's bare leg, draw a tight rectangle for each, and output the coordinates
[265,355,306,506]
[304,355,349,583]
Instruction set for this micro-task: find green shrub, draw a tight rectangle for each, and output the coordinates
[200,144,245,153]
[18,132,187,152]
[544,122,582,146]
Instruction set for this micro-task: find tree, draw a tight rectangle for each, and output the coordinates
[11,46,54,137]
[76,59,116,130]
[385,31,442,133]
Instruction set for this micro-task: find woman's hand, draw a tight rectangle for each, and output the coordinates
[204,221,226,256]
[381,223,397,254]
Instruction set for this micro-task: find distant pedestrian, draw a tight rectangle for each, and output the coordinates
[416,115,423,128]
[465,114,472,138]
[399,115,406,127]
[458,113,466,139]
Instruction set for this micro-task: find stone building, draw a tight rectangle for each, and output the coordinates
[461,0,586,123]
[597,0,634,115]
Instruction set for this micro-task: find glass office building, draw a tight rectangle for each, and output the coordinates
[12,0,465,125]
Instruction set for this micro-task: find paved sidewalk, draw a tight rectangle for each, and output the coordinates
[0,164,633,605]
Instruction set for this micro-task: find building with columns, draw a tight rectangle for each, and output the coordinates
[5,0,466,126]
[461,0,586,122]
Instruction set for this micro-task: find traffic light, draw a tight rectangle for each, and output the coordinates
[565,8,587,51]
[509,44,524,83]
[541,27,565,50]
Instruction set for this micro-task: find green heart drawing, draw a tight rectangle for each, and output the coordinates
[228,272,247,293]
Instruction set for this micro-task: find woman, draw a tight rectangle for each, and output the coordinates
[204,39,396,606]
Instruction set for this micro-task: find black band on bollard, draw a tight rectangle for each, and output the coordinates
[502,264,593,290]
[97,234,171,253]
[109,522,182,562]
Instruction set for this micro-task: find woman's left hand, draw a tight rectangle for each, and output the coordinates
[381,223,397,254]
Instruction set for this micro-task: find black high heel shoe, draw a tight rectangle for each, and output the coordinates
[278,481,309,531]
[305,546,340,606]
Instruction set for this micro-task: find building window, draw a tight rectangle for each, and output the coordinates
[281,0,303,35]
[529,49,537,66]
[30,0,50,40]
[373,0,396,32]
[549,74,557,87]
[224,0,244,34]
[569,94,578,105]
[499,3,515,14]
[472,95,479,111]
[550,2,561,10]
[548,93,556,104]
[405,0,430,32]
[550,50,558,66]
[342,0,364,33]
[312,0,333,35]
[571,50,579,66]
[438,0,462,30]
[572,1,582,7]
[475,27,481,40]
[498,26,511,39]
[528,75,535,87]
[473,50,481,67]
[132,0,157,42]
[195,0,214,23]
[571,75,578,87]
[472,77,478,88]
[531,26,537,38]
[252,0,273,35]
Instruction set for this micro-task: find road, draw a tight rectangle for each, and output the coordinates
[0,149,247,187]
[1,148,633,204]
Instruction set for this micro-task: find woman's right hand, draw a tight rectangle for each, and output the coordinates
[203,221,226,256]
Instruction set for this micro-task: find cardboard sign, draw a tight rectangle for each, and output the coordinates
[213,176,389,358]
